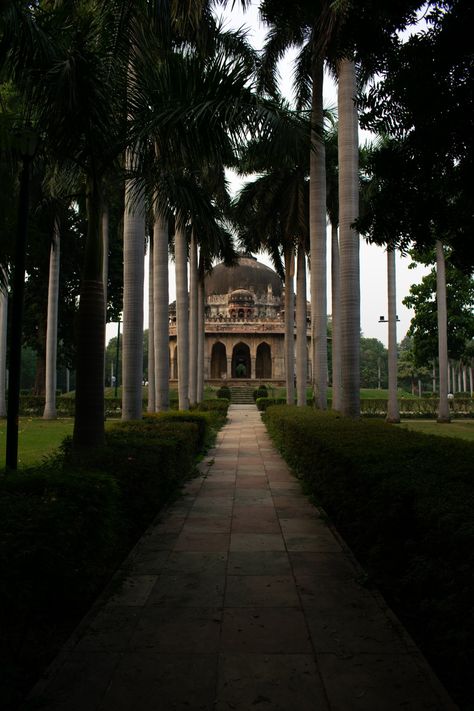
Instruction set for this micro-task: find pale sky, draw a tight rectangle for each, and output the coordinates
[107,2,430,348]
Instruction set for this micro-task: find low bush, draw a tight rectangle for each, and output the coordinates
[253,385,268,401]
[263,405,474,708]
[217,385,231,400]
[143,411,210,451]
[0,411,214,708]
[0,466,122,709]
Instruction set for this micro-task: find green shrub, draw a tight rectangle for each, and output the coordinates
[143,411,210,451]
[217,385,231,400]
[253,385,268,401]
[263,405,474,708]
[0,467,121,617]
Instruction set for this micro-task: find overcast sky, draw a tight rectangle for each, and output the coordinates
[107,2,430,348]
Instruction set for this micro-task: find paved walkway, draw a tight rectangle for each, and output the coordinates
[31,405,455,710]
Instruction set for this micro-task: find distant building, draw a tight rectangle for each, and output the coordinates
[169,254,311,382]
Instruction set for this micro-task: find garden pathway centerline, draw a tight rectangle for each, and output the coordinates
[30,404,456,710]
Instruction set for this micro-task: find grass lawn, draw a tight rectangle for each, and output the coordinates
[398,418,474,442]
[0,418,74,469]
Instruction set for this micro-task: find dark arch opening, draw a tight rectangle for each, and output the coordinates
[232,342,251,378]
[256,342,272,379]
[211,341,227,379]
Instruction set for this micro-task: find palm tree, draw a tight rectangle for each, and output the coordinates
[233,160,308,404]
[174,221,190,410]
[43,216,60,419]
[295,239,308,406]
[325,127,341,410]
[1,2,131,448]
[386,246,400,423]
[122,164,145,420]
[153,210,170,411]
[338,57,360,417]
[188,230,199,406]
[258,0,336,410]
[0,280,7,418]
[436,240,450,422]
[147,232,155,412]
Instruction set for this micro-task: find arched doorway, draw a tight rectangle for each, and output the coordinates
[211,342,227,379]
[256,342,272,379]
[232,342,251,378]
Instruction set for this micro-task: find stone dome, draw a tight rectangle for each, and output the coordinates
[205,254,282,298]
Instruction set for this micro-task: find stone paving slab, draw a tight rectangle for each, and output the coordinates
[29,405,457,711]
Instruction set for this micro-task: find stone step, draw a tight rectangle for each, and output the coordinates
[230,386,256,404]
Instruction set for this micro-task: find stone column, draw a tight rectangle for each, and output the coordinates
[227,356,232,379]
[251,355,256,380]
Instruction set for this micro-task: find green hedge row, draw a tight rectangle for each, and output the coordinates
[256,396,474,417]
[263,405,474,708]
[0,409,219,709]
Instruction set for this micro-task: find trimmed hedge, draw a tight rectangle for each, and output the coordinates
[256,396,474,417]
[263,405,474,708]
[0,413,215,709]
[253,385,268,401]
[217,385,231,400]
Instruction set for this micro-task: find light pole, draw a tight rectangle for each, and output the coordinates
[5,127,38,471]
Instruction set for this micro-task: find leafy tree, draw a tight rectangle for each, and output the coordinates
[360,337,387,389]
[403,257,474,367]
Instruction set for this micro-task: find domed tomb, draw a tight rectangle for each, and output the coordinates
[205,254,282,299]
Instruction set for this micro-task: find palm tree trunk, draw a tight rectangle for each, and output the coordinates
[338,57,360,418]
[436,239,450,422]
[284,247,295,404]
[147,235,155,412]
[331,222,342,411]
[386,247,400,423]
[102,203,109,312]
[296,242,307,407]
[469,364,473,396]
[197,262,205,403]
[43,217,60,419]
[432,359,436,393]
[175,223,190,410]
[310,58,328,409]
[73,176,105,449]
[463,364,467,393]
[188,231,198,406]
[153,211,170,411]
[122,163,145,421]
[0,281,7,418]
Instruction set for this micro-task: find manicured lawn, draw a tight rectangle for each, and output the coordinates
[398,418,474,442]
[0,418,74,469]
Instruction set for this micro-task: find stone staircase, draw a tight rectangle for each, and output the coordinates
[230,385,255,404]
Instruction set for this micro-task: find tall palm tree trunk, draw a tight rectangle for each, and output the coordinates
[310,59,328,409]
[153,211,170,411]
[73,177,105,448]
[296,242,307,407]
[43,217,60,419]
[284,247,295,404]
[102,203,109,311]
[338,58,360,418]
[122,165,145,420]
[436,239,450,422]
[331,223,342,411]
[147,235,155,412]
[188,231,198,406]
[0,281,7,418]
[197,262,206,403]
[175,223,190,410]
[386,247,400,423]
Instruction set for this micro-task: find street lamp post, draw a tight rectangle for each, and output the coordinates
[5,128,38,471]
